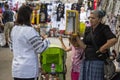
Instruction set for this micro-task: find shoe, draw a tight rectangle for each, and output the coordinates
[2,43,9,48]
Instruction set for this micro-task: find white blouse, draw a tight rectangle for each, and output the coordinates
[10,25,50,78]
[80,12,87,23]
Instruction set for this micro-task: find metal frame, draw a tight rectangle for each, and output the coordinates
[65,10,79,35]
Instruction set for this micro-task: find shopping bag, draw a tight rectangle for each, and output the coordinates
[104,59,117,80]
[0,33,6,46]
[113,60,120,72]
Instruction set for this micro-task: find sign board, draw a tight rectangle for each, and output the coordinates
[65,10,79,35]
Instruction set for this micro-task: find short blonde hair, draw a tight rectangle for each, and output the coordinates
[69,36,79,47]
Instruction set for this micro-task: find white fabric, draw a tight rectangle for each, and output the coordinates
[12,10,16,22]
[0,33,6,46]
[80,12,87,23]
[114,0,120,16]
[10,25,50,78]
[113,60,120,72]
[59,18,66,30]
[51,13,57,28]
[106,0,114,13]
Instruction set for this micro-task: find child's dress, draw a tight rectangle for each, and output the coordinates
[71,45,84,80]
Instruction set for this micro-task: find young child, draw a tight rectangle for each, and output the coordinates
[59,35,84,80]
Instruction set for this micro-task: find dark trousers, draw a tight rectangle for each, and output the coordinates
[14,77,38,80]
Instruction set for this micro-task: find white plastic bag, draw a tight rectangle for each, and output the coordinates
[0,33,6,46]
[113,60,120,72]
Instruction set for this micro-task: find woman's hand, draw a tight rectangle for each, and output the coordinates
[99,48,108,53]
[99,38,117,53]
[41,34,48,40]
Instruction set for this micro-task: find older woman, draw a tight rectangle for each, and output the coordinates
[76,10,117,80]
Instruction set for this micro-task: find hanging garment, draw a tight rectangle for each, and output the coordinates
[100,0,109,11]
[56,4,65,21]
[114,0,120,16]
[40,4,48,23]
[87,0,94,10]
[106,0,114,13]
[71,3,80,12]
[93,0,97,10]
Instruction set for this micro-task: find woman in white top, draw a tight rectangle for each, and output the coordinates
[9,5,50,80]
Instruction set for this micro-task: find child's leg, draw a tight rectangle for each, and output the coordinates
[71,71,80,80]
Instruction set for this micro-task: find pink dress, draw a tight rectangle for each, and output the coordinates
[71,45,84,80]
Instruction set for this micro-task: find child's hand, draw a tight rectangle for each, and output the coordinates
[59,36,63,41]
[67,32,73,35]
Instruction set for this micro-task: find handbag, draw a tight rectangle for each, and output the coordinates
[104,59,117,80]
[114,52,120,72]
[90,30,109,61]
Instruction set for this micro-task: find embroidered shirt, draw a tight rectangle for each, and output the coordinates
[10,25,50,78]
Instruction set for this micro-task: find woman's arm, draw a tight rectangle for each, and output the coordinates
[99,38,118,53]
[99,25,118,53]
[76,36,86,49]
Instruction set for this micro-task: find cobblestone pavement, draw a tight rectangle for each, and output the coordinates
[0,37,72,80]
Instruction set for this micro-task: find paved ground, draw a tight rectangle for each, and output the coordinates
[0,37,72,80]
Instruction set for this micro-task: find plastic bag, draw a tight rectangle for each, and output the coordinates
[0,33,6,46]
[104,59,117,80]
[116,52,120,62]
